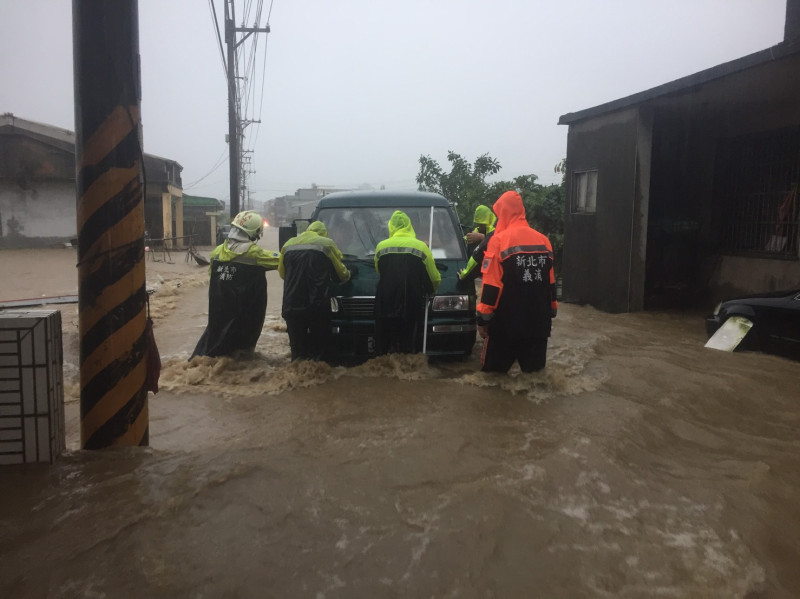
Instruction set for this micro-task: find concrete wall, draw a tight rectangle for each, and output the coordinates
[0,177,187,247]
[709,256,800,303]
[0,124,184,248]
[645,109,719,308]
[0,180,76,240]
[786,0,800,42]
[645,109,800,308]
[182,205,216,245]
[704,78,800,303]
[0,134,73,181]
[563,107,651,313]
[143,182,181,242]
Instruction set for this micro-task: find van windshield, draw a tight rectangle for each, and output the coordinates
[317,206,465,260]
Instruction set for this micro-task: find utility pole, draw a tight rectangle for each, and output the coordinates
[224,0,269,218]
[73,0,149,448]
[224,0,239,217]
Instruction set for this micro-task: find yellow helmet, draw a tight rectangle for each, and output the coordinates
[231,210,263,240]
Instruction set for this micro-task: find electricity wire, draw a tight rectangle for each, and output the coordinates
[208,0,227,77]
[183,149,229,190]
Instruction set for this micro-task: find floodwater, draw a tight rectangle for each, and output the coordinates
[1,231,799,598]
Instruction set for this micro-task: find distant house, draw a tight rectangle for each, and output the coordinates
[182,194,224,246]
[264,185,349,227]
[558,1,800,312]
[0,113,184,247]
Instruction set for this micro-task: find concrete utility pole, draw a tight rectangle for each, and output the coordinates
[73,0,149,448]
[224,0,269,217]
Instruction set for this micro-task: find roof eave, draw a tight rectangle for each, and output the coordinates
[558,39,800,126]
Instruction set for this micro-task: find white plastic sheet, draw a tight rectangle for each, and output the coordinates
[705,316,754,352]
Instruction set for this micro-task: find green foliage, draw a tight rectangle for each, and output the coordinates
[416,151,501,222]
[416,152,566,270]
[553,157,567,183]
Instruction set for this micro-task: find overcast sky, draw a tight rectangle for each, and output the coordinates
[0,1,788,207]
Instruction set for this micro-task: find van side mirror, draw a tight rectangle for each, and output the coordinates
[279,219,314,249]
[278,224,296,250]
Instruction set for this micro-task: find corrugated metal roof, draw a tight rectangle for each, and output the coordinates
[558,39,800,125]
[183,194,222,207]
[0,112,183,168]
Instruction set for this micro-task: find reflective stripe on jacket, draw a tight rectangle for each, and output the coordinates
[373,211,441,292]
[477,191,558,338]
[278,229,350,282]
[209,239,279,272]
[278,229,350,315]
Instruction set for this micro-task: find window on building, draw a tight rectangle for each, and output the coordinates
[717,128,799,258]
[572,170,598,214]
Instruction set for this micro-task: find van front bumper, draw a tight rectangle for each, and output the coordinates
[329,316,476,361]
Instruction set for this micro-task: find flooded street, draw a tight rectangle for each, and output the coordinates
[1,234,799,598]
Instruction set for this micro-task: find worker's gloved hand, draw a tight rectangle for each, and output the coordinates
[551,307,557,318]
[477,324,489,339]
[457,269,466,280]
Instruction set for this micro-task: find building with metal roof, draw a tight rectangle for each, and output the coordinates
[0,113,184,247]
[182,193,224,246]
[558,1,800,312]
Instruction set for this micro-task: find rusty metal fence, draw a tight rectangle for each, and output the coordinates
[719,128,800,258]
[145,234,196,263]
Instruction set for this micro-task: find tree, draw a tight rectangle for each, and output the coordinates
[416,151,500,223]
[416,151,566,270]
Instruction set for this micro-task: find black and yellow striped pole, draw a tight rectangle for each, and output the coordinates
[73,0,148,448]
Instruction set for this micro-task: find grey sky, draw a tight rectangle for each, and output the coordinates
[0,1,787,206]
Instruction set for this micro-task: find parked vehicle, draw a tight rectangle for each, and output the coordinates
[279,190,477,362]
[706,289,800,359]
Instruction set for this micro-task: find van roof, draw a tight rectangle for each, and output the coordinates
[317,190,451,209]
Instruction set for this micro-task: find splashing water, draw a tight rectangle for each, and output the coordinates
[5,243,800,598]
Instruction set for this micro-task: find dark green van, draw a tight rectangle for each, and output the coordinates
[279,190,477,362]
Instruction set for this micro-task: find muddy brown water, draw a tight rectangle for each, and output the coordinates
[1,241,799,598]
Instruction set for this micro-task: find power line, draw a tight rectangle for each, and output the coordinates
[251,8,270,149]
[208,0,227,77]
[183,149,229,190]
[222,0,271,216]
[184,178,228,192]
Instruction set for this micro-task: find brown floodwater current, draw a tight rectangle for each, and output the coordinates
[1,245,799,598]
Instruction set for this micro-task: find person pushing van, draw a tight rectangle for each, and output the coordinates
[191,210,279,359]
[279,221,351,361]
[373,210,441,355]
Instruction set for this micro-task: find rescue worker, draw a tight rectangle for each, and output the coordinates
[459,232,494,282]
[374,210,441,355]
[464,204,497,255]
[459,204,497,282]
[476,191,558,373]
[191,210,279,359]
[278,221,351,361]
